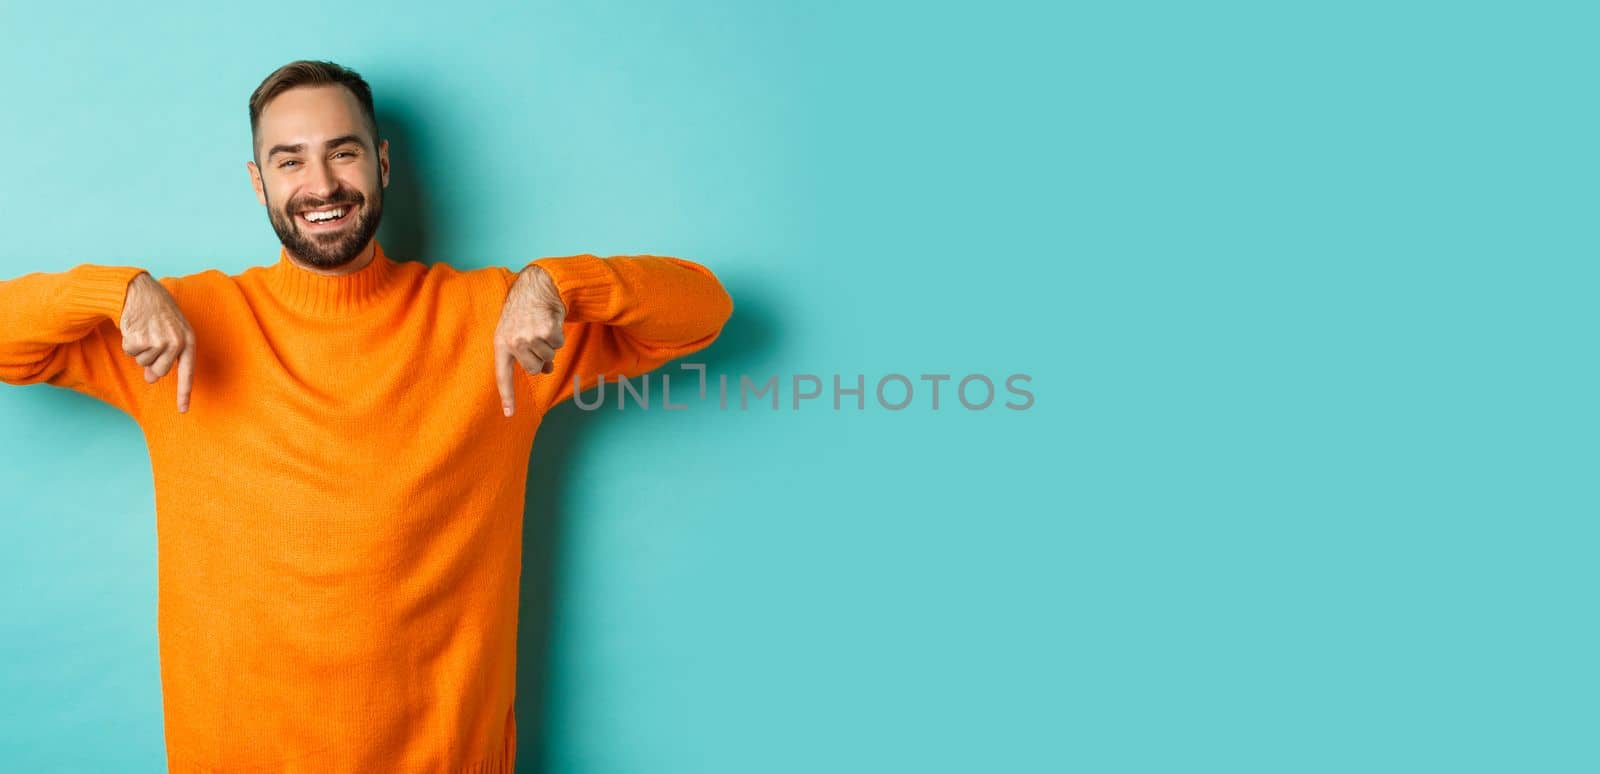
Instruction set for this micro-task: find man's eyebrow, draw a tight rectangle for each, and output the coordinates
[266,134,368,160]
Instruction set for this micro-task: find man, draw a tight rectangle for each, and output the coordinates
[0,59,733,772]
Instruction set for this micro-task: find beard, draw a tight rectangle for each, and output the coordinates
[266,183,384,271]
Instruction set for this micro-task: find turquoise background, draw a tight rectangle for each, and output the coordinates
[0,1,1592,772]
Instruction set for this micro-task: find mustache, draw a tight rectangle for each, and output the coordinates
[290,194,362,212]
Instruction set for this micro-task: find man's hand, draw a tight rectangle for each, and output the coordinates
[494,264,567,417]
[120,272,196,413]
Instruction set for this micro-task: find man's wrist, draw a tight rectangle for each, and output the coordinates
[516,264,566,317]
[121,271,153,321]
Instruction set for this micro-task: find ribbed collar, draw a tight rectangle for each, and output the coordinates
[263,241,400,317]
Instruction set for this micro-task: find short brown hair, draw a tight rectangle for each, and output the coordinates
[248,60,379,161]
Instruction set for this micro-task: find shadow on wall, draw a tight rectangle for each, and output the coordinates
[514,271,778,773]
[373,109,434,265]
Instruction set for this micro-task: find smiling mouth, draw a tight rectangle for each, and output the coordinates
[298,205,355,229]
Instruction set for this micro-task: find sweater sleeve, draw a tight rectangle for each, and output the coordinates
[502,254,733,412]
[0,263,151,418]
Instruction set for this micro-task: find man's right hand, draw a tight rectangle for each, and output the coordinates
[120,272,196,413]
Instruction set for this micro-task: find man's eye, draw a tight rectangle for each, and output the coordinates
[335,151,356,158]
[279,160,299,169]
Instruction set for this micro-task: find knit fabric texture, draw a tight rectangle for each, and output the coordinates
[0,240,733,772]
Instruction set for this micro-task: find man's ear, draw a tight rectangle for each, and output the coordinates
[246,161,267,206]
[378,138,390,189]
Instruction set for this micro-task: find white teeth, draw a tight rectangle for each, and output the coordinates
[304,208,345,222]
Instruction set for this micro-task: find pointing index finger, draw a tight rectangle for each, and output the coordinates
[176,344,194,413]
[495,346,515,417]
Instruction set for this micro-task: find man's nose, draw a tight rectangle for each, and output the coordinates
[306,158,340,198]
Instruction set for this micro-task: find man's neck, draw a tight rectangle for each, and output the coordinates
[285,240,376,277]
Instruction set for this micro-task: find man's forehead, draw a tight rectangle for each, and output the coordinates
[257,85,367,143]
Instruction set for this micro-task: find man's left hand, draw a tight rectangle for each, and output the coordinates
[495,264,566,417]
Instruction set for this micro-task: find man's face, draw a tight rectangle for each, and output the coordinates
[247,84,389,271]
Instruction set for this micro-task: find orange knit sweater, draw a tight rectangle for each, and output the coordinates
[0,241,733,772]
